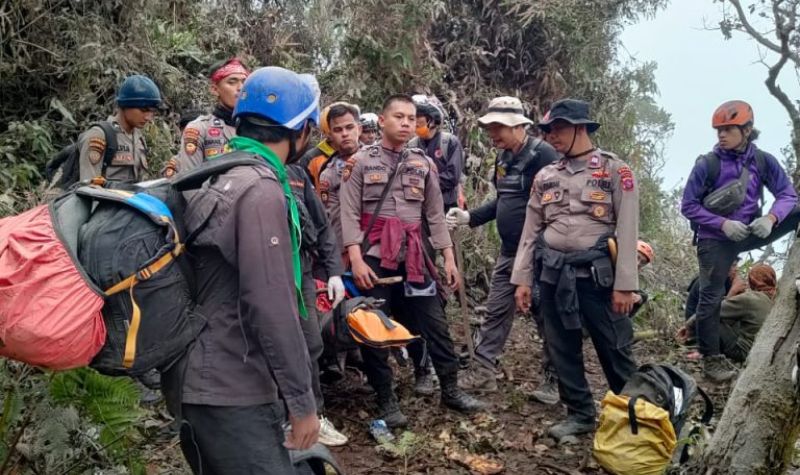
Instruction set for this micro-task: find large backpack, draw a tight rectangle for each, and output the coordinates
[0,152,263,375]
[45,122,118,190]
[593,363,713,475]
[408,132,452,168]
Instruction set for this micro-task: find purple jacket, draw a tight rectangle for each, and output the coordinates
[681,143,797,241]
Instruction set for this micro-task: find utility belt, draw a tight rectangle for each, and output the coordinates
[534,234,615,289]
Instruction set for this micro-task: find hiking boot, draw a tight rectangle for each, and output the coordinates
[531,371,560,405]
[703,354,737,383]
[547,416,596,441]
[317,416,348,447]
[457,364,497,393]
[414,370,436,396]
[376,386,408,428]
[441,374,488,413]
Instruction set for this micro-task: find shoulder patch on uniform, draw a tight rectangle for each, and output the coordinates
[618,165,635,191]
[88,137,106,153]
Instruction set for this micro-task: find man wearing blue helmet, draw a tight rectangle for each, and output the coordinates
[78,74,160,183]
[172,66,323,474]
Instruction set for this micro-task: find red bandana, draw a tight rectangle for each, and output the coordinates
[211,59,250,83]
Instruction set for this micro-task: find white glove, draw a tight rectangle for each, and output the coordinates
[721,220,750,242]
[445,208,470,230]
[749,215,775,239]
[327,276,345,308]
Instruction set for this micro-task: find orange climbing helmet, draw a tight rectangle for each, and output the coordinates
[637,240,654,265]
[712,100,754,129]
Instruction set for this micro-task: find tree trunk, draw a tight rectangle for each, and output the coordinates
[687,240,800,474]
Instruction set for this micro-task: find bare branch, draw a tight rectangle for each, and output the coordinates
[728,0,800,65]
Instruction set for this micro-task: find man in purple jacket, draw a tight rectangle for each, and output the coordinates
[681,100,799,382]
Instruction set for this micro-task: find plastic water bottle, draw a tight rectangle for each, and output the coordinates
[369,419,394,444]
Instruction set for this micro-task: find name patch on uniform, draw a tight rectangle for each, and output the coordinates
[540,180,560,192]
[364,165,387,173]
[404,166,426,177]
[618,166,635,192]
[585,179,613,191]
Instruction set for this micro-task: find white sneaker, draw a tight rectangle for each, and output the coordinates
[317,416,348,446]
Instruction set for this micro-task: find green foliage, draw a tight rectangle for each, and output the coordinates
[50,368,143,457]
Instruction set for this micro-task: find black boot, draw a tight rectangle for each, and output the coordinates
[376,385,408,428]
[440,373,488,413]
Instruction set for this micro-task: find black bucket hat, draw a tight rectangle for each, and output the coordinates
[538,99,600,133]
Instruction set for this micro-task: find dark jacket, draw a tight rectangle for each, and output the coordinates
[287,163,344,277]
[179,162,316,418]
[410,131,464,207]
[469,136,559,256]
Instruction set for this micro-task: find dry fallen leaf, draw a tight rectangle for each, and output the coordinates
[446,449,505,474]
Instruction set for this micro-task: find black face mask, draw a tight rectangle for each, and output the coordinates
[213,104,235,127]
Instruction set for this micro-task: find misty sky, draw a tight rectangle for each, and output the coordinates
[621,0,799,191]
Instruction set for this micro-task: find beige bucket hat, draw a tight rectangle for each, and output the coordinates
[477,96,533,127]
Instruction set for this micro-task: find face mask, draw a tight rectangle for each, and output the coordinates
[415,125,431,139]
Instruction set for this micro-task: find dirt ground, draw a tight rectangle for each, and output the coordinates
[143,312,739,475]
[317,314,734,475]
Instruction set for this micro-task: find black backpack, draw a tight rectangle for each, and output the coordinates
[45,122,118,188]
[621,363,713,462]
[67,152,264,376]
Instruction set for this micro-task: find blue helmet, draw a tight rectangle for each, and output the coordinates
[298,73,321,127]
[233,66,320,131]
[116,75,162,109]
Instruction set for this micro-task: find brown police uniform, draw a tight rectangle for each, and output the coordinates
[174,114,236,174]
[318,154,356,255]
[79,116,149,182]
[339,144,459,392]
[510,149,639,423]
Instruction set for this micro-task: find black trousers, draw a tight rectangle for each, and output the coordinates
[539,278,637,421]
[695,207,800,356]
[179,403,298,475]
[359,257,459,390]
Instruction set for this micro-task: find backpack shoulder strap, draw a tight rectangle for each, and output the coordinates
[697,152,720,195]
[440,132,452,161]
[359,154,403,254]
[171,151,266,191]
[95,121,118,177]
[754,148,769,186]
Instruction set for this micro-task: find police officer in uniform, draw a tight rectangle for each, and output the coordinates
[447,97,559,402]
[340,94,487,427]
[511,99,639,441]
[79,74,160,183]
[166,58,250,176]
[316,102,363,261]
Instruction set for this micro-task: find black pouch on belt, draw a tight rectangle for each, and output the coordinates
[591,256,614,288]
